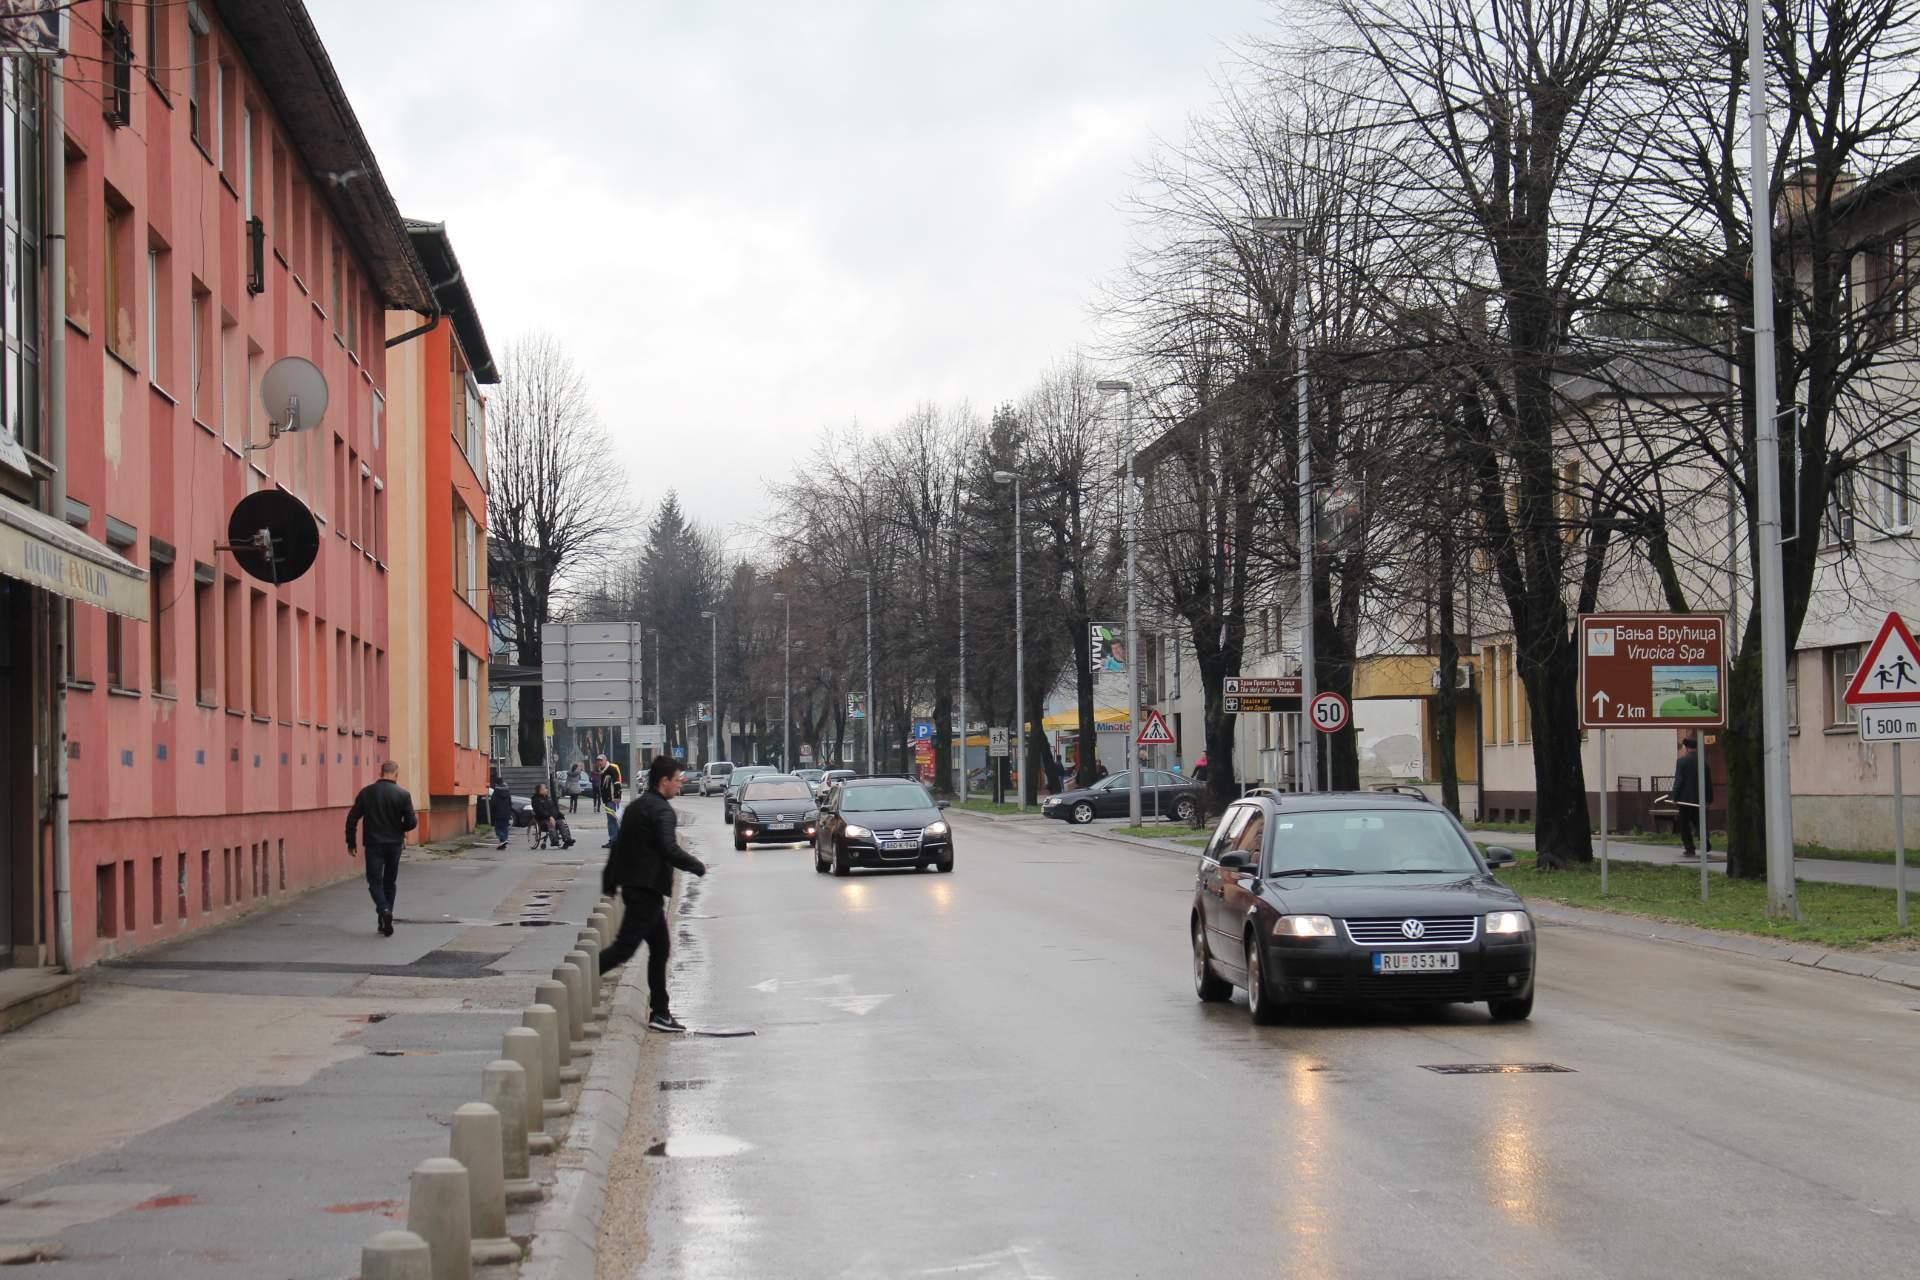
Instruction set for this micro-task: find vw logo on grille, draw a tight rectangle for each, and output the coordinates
[1400,918,1427,940]
[892,830,907,840]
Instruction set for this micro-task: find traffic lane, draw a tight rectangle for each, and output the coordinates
[622,810,1920,1279]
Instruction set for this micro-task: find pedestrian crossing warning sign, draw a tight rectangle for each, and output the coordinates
[1136,709,1176,746]
[1843,612,1920,706]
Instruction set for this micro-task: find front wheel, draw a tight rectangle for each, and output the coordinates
[936,854,954,873]
[1071,801,1095,825]
[1174,797,1197,824]
[1489,990,1534,1022]
[1193,917,1230,1002]
[1246,935,1284,1025]
[831,842,850,877]
[733,829,746,852]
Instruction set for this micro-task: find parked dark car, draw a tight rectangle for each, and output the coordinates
[1041,769,1202,825]
[723,765,776,823]
[733,775,820,850]
[814,777,953,875]
[1190,792,1533,1025]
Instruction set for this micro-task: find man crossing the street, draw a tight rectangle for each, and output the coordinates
[601,755,707,1032]
[346,761,418,937]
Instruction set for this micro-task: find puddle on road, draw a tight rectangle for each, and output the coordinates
[643,1134,753,1159]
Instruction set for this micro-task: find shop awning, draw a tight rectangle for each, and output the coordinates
[0,499,148,619]
[1040,707,1132,733]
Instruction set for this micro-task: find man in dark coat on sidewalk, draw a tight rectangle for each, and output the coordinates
[600,755,708,1032]
[346,761,417,936]
[1673,736,1714,859]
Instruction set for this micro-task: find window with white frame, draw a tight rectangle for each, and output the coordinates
[1785,655,1800,732]
[1825,471,1856,547]
[186,3,209,151]
[1865,443,1912,534]
[464,376,483,468]
[1829,645,1862,726]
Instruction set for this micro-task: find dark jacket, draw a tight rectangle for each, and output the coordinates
[347,778,417,849]
[490,784,513,826]
[1672,753,1714,807]
[603,788,706,895]
[531,792,560,822]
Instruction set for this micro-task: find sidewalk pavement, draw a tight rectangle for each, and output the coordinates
[0,827,611,1277]
[1461,828,1907,890]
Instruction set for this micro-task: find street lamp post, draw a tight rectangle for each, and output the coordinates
[853,570,875,774]
[1251,215,1316,792]
[958,530,968,802]
[774,592,791,771]
[700,609,720,763]
[1097,379,1142,824]
[993,470,1027,809]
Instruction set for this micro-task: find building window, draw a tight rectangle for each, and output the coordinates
[2,58,42,454]
[330,239,343,333]
[1826,471,1856,547]
[373,479,386,563]
[371,387,384,452]
[250,590,269,715]
[105,523,136,691]
[96,863,118,939]
[1785,655,1800,733]
[187,3,209,151]
[145,1,171,97]
[1866,444,1911,534]
[193,564,216,704]
[275,602,292,723]
[223,576,243,709]
[189,281,211,418]
[105,186,134,360]
[1829,645,1862,726]
[216,62,234,172]
[149,547,175,696]
[241,105,254,220]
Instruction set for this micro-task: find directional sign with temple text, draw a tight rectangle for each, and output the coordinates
[1578,612,1726,730]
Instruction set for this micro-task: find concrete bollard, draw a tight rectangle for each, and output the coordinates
[449,1103,519,1265]
[587,910,611,950]
[480,1059,541,1202]
[561,955,594,1051]
[523,1004,573,1117]
[499,1028,554,1154]
[406,1157,471,1280]
[576,934,608,1021]
[601,894,623,941]
[533,980,581,1083]
[361,1230,433,1280]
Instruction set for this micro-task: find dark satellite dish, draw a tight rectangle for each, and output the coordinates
[225,490,320,585]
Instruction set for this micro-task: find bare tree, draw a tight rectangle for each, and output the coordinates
[488,334,626,766]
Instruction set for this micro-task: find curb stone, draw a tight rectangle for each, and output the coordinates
[517,920,646,1280]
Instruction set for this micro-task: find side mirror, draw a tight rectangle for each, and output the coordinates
[1217,852,1249,870]
[1483,846,1516,868]
[937,799,951,809]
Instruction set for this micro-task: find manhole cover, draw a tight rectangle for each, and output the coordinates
[659,1079,710,1092]
[1420,1063,1574,1075]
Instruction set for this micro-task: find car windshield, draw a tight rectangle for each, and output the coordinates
[798,770,824,782]
[1266,809,1479,876]
[841,783,934,813]
[745,780,811,800]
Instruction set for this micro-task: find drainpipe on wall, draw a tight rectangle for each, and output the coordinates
[384,300,441,350]
[45,61,72,973]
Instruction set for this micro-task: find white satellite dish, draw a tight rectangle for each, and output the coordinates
[259,356,329,436]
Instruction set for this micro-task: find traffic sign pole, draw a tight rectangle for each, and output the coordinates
[1698,739,1710,904]
[1896,746,1909,928]
[1599,731,1609,897]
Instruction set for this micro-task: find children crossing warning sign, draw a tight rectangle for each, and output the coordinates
[1843,612,1920,707]
[1136,709,1176,746]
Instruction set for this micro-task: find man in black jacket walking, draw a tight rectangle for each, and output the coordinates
[601,755,708,1032]
[1673,736,1714,859]
[346,761,418,936]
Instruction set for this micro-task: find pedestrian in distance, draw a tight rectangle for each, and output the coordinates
[345,761,417,937]
[567,761,586,814]
[531,783,572,849]
[601,755,708,1033]
[490,774,513,849]
[1673,736,1715,859]
[1094,759,1110,781]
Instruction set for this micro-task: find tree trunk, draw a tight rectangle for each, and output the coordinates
[1070,618,1099,787]
[1024,664,1052,805]
[516,684,543,767]
[1521,636,1592,868]
[1318,562,1360,791]
[1197,642,1238,813]
[1436,524,1461,817]
[934,676,954,795]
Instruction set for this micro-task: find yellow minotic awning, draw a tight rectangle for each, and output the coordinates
[0,498,148,619]
[1039,707,1131,733]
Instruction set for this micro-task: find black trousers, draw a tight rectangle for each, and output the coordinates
[1677,806,1707,853]
[364,844,401,914]
[600,887,672,1018]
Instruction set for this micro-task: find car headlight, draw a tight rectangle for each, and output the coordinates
[925,820,949,837]
[1273,914,1336,938]
[1042,797,1060,808]
[842,824,871,840]
[737,808,757,822]
[804,810,820,822]
[1486,910,1532,936]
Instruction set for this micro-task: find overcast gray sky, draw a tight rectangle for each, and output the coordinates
[309,0,1271,541]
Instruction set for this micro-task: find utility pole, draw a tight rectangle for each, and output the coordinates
[958,525,968,802]
[994,471,1027,808]
[1252,216,1315,791]
[775,593,791,771]
[1098,380,1142,824]
[700,609,721,763]
[1747,0,1797,918]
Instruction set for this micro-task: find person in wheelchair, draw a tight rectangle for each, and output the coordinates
[530,783,574,849]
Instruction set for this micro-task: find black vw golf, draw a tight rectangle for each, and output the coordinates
[814,777,954,875]
[1190,792,1534,1024]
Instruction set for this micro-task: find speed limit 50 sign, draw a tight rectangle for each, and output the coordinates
[1310,691,1349,734]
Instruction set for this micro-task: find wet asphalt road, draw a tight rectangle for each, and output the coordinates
[617,802,1920,1279]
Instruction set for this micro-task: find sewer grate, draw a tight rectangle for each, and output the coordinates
[1420,1062,1575,1075]
[659,1079,710,1091]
